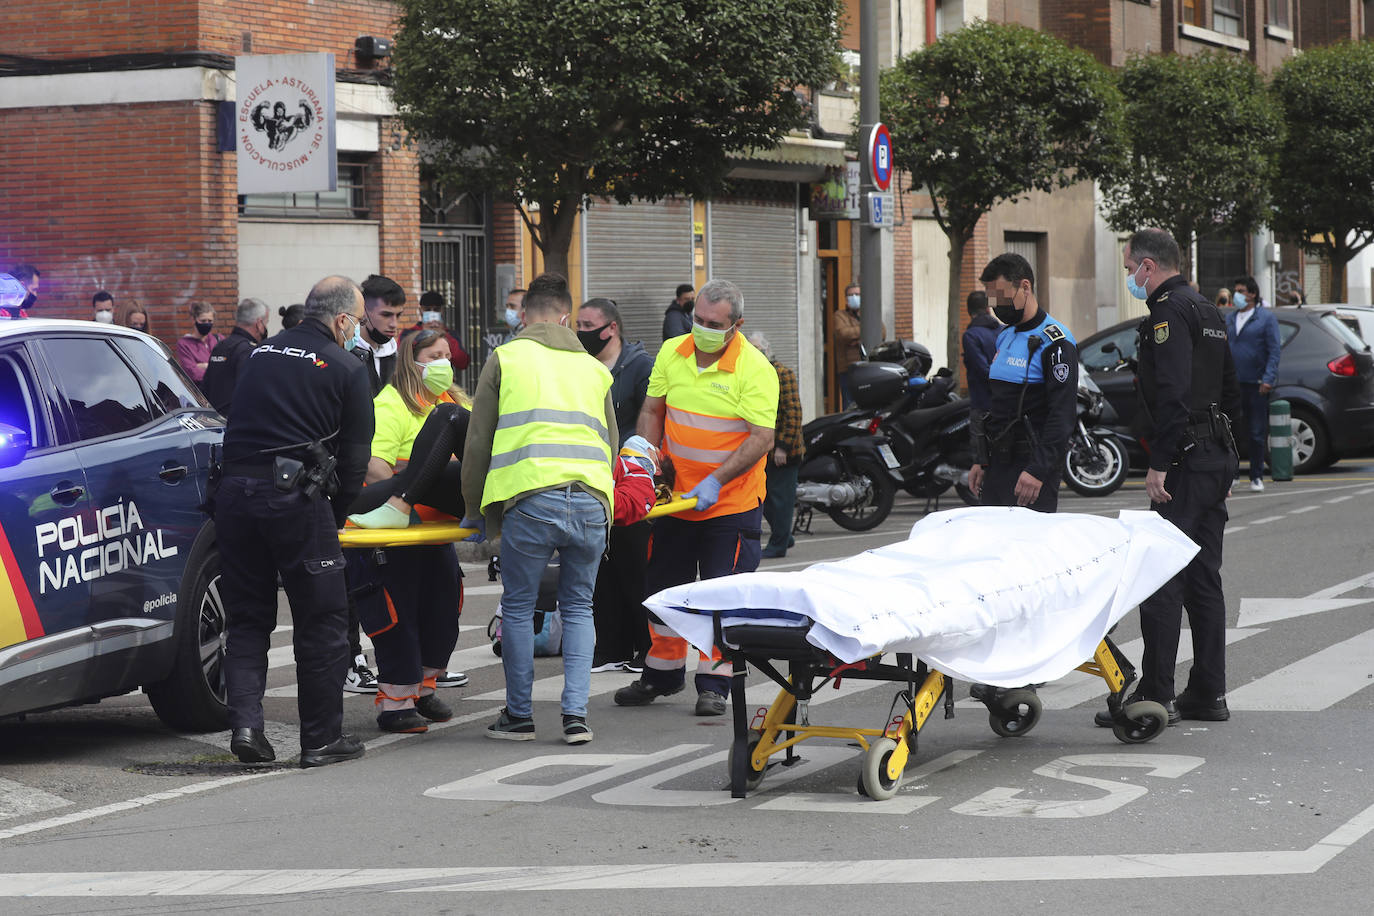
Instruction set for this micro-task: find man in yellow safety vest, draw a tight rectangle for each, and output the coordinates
[461,272,616,745]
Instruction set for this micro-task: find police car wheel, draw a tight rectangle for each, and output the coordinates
[146,537,229,732]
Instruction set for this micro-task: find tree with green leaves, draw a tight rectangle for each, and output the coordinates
[879,21,1124,365]
[391,0,841,277]
[1101,51,1281,281]
[1270,41,1374,303]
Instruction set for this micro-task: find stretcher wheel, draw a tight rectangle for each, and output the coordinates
[727,736,767,792]
[861,737,903,801]
[988,689,1042,738]
[1113,700,1169,744]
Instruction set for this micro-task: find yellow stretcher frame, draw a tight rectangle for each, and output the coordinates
[719,625,1169,801]
[337,496,698,549]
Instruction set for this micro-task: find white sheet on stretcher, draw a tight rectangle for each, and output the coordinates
[644,507,1199,688]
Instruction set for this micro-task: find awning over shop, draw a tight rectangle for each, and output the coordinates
[728,135,848,183]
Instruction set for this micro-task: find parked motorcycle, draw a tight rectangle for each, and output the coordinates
[794,394,899,532]
[1063,368,1130,497]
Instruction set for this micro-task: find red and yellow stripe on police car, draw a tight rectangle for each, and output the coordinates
[0,521,44,650]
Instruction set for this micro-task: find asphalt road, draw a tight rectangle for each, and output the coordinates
[2,464,1374,914]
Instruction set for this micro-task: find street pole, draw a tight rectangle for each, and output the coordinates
[858,0,882,356]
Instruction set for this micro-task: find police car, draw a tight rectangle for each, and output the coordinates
[0,317,228,730]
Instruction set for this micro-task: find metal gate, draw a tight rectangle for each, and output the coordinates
[708,198,801,374]
[582,199,694,352]
[421,228,487,391]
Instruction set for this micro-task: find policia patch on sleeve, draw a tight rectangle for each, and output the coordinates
[1153,321,1170,344]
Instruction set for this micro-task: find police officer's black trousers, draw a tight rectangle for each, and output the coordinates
[349,545,462,687]
[983,458,1061,512]
[348,403,468,519]
[217,477,350,749]
[1138,442,1237,700]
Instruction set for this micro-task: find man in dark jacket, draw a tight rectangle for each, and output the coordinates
[961,290,999,411]
[577,298,655,671]
[202,298,269,416]
[662,284,695,341]
[1225,276,1281,491]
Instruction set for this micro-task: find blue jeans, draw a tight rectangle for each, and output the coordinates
[1239,383,1269,481]
[499,487,607,718]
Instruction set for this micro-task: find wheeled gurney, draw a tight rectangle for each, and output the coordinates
[644,506,1201,800]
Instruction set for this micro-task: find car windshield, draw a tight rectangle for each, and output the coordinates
[1319,313,1370,352]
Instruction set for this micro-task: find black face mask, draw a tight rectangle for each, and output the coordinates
[21,293,36,310]
[195,321,214,335]
[993,304,1023,326]
[577,324,612,356]
[366,324,391,346]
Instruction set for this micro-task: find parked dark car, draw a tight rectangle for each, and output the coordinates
[1078,306,1374,474]
[0,319,227,730]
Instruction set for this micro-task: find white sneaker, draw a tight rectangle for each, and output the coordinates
[436,670,469,688]
[343,656,378,694]
[1249,479,1264,492]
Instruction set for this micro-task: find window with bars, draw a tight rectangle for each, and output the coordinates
[238,156,370,219]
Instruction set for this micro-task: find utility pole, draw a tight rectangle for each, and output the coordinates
[858,0,885,355]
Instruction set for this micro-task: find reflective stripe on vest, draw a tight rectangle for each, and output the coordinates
[664,406,748,465]
[480,338,614,511]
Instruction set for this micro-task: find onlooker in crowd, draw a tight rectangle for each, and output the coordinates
[412,290,470,371]
[92,291,115,324]
[483,288,526,360]
[751,333,803,560]
[662,284,695,340]
[116,299,151,334]
[202,298,269,416]
[8,265,39,311]
[961,289,999,412]
[614,278,778,717]
[461,272,616,744]
[345,329,468,733]
[1095,228,1239,728]
[175,302,220,382]
[1225,275,1281,492]
[832,282,885,408]
[217,275,372,768]
[354,275,405,393]
[576,297,655,672]
[279,303,305,329]
[967,253,1078,512]
[1215,288,1231,309]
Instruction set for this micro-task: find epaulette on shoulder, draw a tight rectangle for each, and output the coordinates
[1043,323,1065,342]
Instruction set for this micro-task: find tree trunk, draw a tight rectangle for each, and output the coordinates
[946,230,967,378]
[1329,245,1349,303]
[532,196,579,280]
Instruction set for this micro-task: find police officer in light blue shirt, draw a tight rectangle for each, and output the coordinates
[967,252,1078,512]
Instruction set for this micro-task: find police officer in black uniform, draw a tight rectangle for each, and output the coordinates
[1095,228,1240,728]
[201,297,268,416]
[217,276,375,767]
[968,253,1079,512]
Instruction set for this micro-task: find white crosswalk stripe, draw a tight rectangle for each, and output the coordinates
[1229,629,1374,711]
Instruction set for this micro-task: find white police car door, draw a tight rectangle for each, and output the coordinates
[36,335,201,627]
[0,342,93,646]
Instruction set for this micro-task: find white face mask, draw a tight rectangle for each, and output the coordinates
[94,310,114,324]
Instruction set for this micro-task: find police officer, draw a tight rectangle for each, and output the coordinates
[1095,228,1240,728]
[217,276,375,767]
[201,297,269,416]
[968,253,1078,512]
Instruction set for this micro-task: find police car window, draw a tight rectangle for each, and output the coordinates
[1081,326,1137,371]
[0,352,45,449]
[112,335,209,413]
[40,337,154,442]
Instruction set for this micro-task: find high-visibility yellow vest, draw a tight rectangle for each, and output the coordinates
[480,338,614,512]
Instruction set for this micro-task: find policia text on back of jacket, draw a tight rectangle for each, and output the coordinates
[1098,229,1241,728]
[214,276,376,768]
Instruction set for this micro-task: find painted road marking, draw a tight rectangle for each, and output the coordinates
[1229,629,1374,711]
[591,744,855,807]
[1289,505,1319,514]
[1249,515,1286,525]
[5,800,1371,895]
[1327,495,1353,504]
[1237,598,1371,628]
[0,778,70,821]
[1225,526,1247,535]
[755,749,983,815]
[950,754,1204,818]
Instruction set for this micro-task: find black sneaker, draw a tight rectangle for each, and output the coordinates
[562,715,593,745]
[590,657,627,673]
[435,670,469,688]
[376,708,429,734]
[300,734,365,768]
[623,653,646,674]
[415,693,453,722]
[343,657,379,694]
[1094,693,1180,728]
[613,679,683,707]
[485,707,536,741]
[1175,690,1230,721]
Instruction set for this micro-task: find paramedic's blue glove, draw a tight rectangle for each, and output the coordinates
[460,516,486,543]
[684,475,722,512]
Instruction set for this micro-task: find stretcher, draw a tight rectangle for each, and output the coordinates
[643,507,1200,800]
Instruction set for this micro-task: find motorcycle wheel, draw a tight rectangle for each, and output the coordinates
[826,457,897,531]
[1064,434,1129,497]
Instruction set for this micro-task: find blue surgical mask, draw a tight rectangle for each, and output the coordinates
[846,294,861,310]
[504,307,521,328]
[1232,292,1248,309]
[1126,263,1148,301]
[343,317,364,351]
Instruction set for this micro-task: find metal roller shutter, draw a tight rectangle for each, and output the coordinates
[582,199,694,352]
[708,199,800,374]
